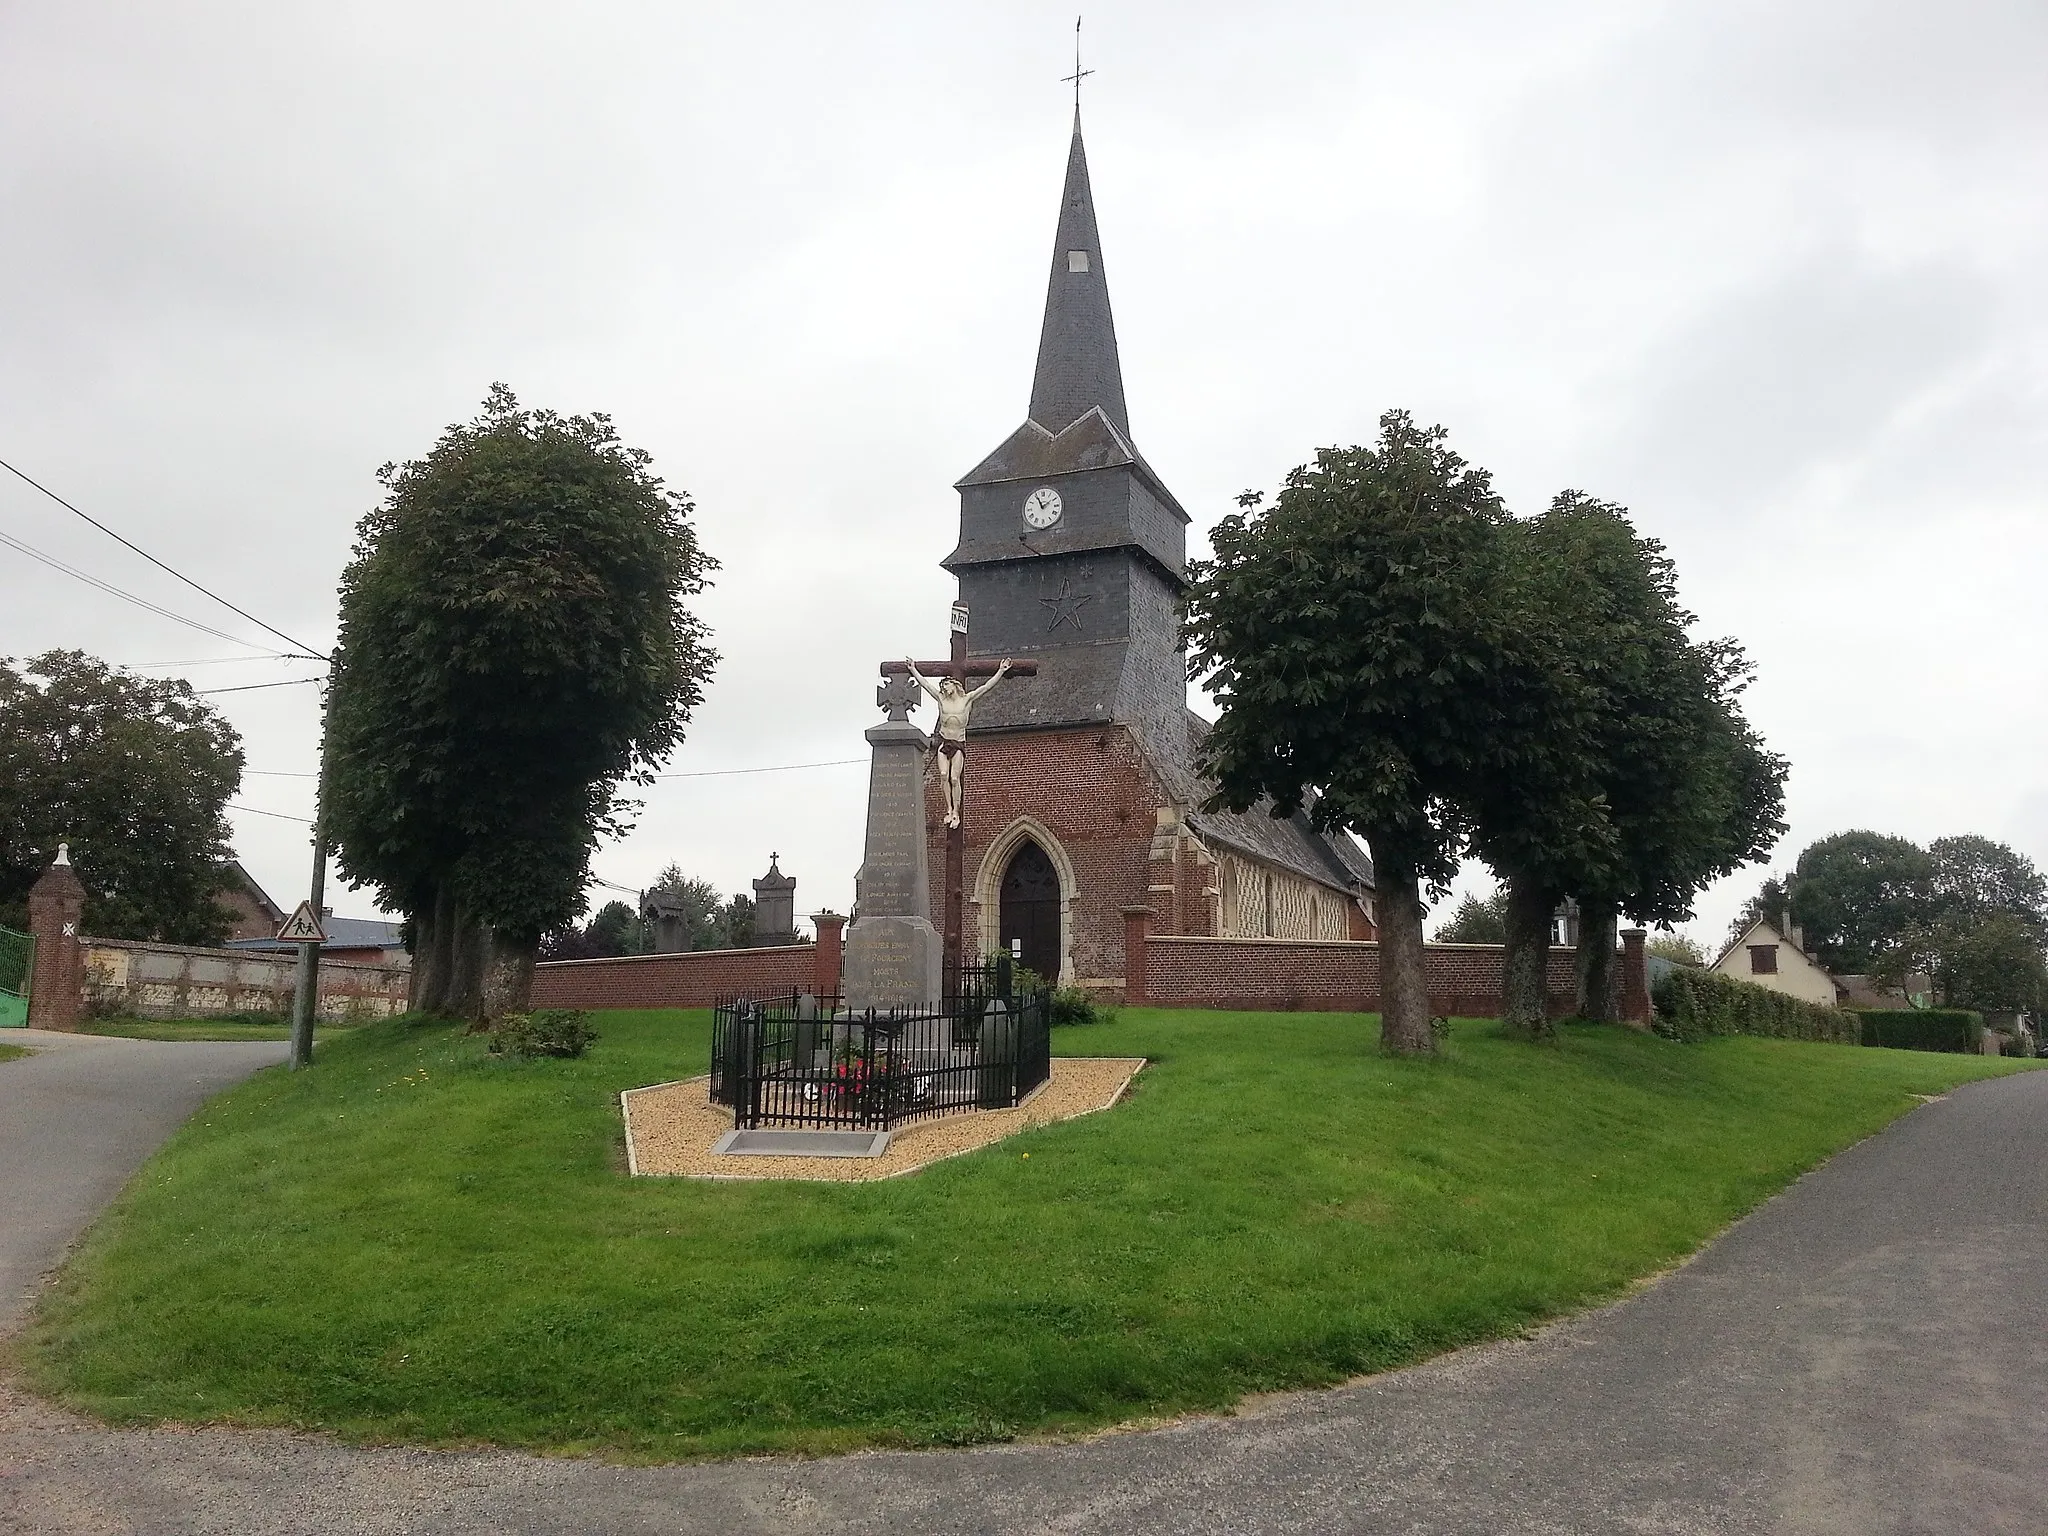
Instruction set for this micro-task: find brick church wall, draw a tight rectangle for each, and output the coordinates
[532,944,823,1011]
[933,724,1166,987]
[1138,935,1585,1018]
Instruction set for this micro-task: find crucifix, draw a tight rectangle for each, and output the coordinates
[879,602,1037,995]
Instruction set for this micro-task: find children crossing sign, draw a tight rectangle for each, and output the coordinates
[275,901,327,944]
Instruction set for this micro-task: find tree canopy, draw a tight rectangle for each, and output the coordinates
[1781,831,1937,974]
[1432,888,1509,945]
[1185,410,1525,1053]
[0,650,243,943]
[325,386,717,1018]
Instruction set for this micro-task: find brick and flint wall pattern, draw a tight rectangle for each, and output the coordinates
[81,939,410,1021]
[532,944,822,1011]
[1139,936,1587,1017]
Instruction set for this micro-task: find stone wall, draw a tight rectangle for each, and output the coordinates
[81,938,410,1021]
[531,943,830,1011]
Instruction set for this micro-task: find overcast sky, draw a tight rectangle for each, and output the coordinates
[3,0,2043,949]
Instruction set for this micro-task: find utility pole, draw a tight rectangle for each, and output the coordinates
[287,678,332,1070]
[288,834,325,1070]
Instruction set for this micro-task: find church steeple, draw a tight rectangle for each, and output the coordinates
[1028,113,1129,438]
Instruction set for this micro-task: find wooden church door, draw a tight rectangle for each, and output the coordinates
[998,841,1061,983]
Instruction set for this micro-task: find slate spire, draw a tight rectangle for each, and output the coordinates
[1028,111,1130,438]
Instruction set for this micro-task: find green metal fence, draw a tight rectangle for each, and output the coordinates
[0,922,30,1027]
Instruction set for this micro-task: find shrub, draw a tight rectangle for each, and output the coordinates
[1853,1009,1983,1055]
[489,1008,597,1059]
[1050,985,1112,1027]
[1651,968,1860,1046]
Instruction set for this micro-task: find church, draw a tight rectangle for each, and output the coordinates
[928,111,1376,994]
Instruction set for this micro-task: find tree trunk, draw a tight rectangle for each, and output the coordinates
[1576,900,1620,1022]
[1501,870,1556,1041]
[480,928,537,1018]
[407,882,459,1015]
[1369,845,1436,1056]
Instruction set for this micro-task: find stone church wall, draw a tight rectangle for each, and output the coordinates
[79,938,409,1021]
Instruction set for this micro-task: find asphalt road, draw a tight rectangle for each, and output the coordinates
[0,1029,288,1331]
[3,1036,2044,1534]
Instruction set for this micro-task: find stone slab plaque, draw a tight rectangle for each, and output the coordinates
[843,913,942,1012]
[712,1129,892,1158]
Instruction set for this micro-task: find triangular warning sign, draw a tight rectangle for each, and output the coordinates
[276,901,327,943]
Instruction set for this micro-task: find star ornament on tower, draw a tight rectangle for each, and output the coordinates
[1039,579,1094,631]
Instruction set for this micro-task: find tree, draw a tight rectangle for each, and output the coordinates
[1928,912,2047,1011]
[0,650,243,943]
[723,892,757,949]
[1433,888,1509,944]
[1928,835,2047,943]
[1782,832,1935,973]
[325,386,717,1020]
[644,867,731,950]
[1729,873,1793,942]
[1185,411,1523,1054]
[1469,495,1784,1029]
[585,900,649,957]
[1645,931,1708,966]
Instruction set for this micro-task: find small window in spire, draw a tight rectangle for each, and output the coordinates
[1067,249,1090,272]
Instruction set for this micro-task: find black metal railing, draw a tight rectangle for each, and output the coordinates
[711,967,1051,1131]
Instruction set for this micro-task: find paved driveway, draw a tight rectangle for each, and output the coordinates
[3,1039,2043,1534]
[0,1029,287,1330]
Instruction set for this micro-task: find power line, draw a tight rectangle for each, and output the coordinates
[652,757,865,779]
[128,654,320,669]
[0,454,328,660]
[229,802,314,824]
[0,526,285,654]
[196,677,324,696]
[245,768,320,778]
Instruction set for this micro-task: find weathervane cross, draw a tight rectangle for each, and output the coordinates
[1062,15,1093,108]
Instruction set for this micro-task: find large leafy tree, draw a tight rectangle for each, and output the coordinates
[1781,831,1936,973]
[1464,495,1785,1031]
[325,386,717,1019]
[1184,411,1522,1054]
[1927,835,2047,942]
[0,651,243,943]
[1517,499,1784,1019]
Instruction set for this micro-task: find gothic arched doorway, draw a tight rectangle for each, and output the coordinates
[998,840,1061,983]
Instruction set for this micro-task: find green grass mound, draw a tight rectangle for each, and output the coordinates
[17,1008,2033,1459]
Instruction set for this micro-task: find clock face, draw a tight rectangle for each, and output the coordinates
[1022,486,1063,530]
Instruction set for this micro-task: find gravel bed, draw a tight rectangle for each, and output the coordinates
[621,1057,1145,1182]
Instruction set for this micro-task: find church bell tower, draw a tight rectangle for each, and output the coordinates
[945,111,1192,768]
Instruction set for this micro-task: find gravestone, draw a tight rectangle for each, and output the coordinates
[842,674,943,1010]
[750,853,799,947]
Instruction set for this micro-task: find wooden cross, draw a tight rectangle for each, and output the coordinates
[878,603,1038,995]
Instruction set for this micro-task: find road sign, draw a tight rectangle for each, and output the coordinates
[276,901,327,944]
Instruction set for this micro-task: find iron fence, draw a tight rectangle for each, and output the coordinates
[711,968,1051,1131]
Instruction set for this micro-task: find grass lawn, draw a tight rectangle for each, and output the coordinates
[16,1008,2035,1459]
[0,1042,27,1063]
[75,1018,353,1043]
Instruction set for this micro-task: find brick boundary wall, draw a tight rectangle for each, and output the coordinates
[1137,935,1584,1017]
[532,940,837,1011]
[80,938,411,1021]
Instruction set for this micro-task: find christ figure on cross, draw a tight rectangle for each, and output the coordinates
[905,656,1011,828]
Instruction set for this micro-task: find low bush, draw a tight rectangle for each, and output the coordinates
[1854,1009,1983,1054]
[1651,967,1860,1046]
[489,1008,597,1059]
[1050,985,1115,1027]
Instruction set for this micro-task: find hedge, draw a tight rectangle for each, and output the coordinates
[1853,1009,1983,1054]
[1650,967,1862,1046]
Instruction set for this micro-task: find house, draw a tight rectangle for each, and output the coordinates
[1712,915,1840,1007]
[227,914,410,966]
[216,861,287,942]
